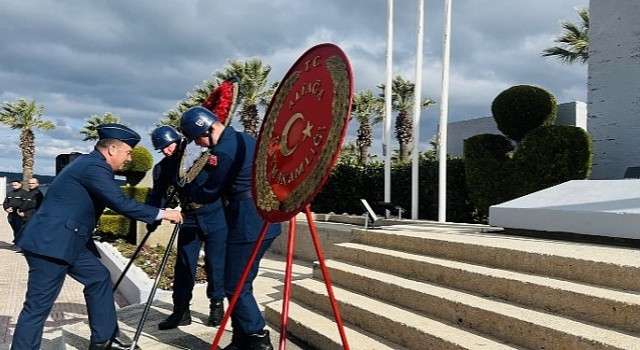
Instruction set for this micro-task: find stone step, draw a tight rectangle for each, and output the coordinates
[264,299,408,350]
[55,252,315,350]
[331,242,640,333]
[350,226,640,291]
[60,300,221,350]
[59,298,308,350]
[315,259,640,350]
[289,278,529,350]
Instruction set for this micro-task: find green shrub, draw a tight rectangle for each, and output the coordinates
[121,146,153,186]
[464,134,517,219]
[464,85,592,219]
[513,125,592,195]
[96,214,131,241]
[311,158,477,223]
[122,146,154,173]
[491,85,557,142]
[97,186,150,243]
[122,186,150,203]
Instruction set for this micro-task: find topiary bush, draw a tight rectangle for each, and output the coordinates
[121,145,154,186]
[464,85,592,219]
[121,186,150,203]
[513,125,592,195]
[491,85,557,142]
[463,134,517,221]
[96,214,131,241]
[97,186,150,243]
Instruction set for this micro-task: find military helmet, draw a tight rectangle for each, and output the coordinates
[180,106,218,141]
[151,125,181,150]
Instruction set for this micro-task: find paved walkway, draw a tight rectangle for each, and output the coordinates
[0,211,90,345]
[0,211,314,348]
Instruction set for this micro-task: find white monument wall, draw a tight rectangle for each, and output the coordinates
[589,0,640,179]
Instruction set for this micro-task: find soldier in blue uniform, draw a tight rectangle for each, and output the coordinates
[11,124,184,350]
[145,125,227,330]
[180,106,281,350]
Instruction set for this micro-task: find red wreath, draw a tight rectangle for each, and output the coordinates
[202,77,239,126]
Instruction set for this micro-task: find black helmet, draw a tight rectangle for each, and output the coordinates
[179,106,218,141]
[151,125,181,150]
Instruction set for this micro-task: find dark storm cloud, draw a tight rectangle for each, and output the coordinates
[0,0,588,175]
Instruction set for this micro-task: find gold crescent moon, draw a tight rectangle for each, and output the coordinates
[280,113,304,157]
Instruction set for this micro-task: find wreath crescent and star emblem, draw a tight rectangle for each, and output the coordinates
[252,43,354,222]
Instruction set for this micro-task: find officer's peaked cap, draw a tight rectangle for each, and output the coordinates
[97,123,141,148]
[180,106,218,141]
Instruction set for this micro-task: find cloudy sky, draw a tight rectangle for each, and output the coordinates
[0,0,588,176]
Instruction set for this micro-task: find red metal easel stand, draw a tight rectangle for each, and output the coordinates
[210,205,350,350]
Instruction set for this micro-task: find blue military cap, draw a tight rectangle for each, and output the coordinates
[96,123,141,148]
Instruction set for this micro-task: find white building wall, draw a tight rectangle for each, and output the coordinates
[0,177,5,202]
[447,101,587,158]
[589,0,640,179]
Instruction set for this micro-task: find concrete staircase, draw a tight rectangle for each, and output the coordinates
[28,254,314,350]
[264,221,640,350]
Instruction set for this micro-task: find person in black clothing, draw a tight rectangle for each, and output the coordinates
[19,178,44,223]
[3,179,27,243]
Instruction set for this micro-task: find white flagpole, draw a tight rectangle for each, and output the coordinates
[438,0,453,222]
[384,0,394,216]
[411,0,425,220]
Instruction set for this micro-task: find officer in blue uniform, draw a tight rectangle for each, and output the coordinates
[11,124,184,350]
[180,106,281,350]
[146,125,227,330]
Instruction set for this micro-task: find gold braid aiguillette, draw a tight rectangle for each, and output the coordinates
[178,150,210,186]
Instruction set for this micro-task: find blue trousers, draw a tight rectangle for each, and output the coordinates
[173,225,227,303]
[11,250,118,349]
[225,238,275,335]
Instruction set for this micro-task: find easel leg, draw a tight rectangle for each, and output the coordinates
[210,222,270,350]
[129,223,181,349]
[278,216,296,350]
[304,206,350,350]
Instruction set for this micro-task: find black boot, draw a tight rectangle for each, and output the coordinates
[246,330,273,350]
[158,302,191,330]
[89,337,139,350]
[222,332,248,350]
[207,298,225,327]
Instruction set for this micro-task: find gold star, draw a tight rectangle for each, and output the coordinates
[302,121,313,140]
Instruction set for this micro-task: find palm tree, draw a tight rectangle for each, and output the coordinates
[542,8,589,64]
[423,136,439,161]
[161,80,217,128]
[337,140,360,166]
[351,90,383,165]
[378,76,435,162]
[0,98,55,183]
[80,112,122,141]
[215,58,278,137]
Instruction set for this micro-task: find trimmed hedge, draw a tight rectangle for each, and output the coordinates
[465,85,592,219]
[96,214,131,242]
[96,186,150,243]
[463,134,517,221]
[120,146,154,186]
[311,158,478,223]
